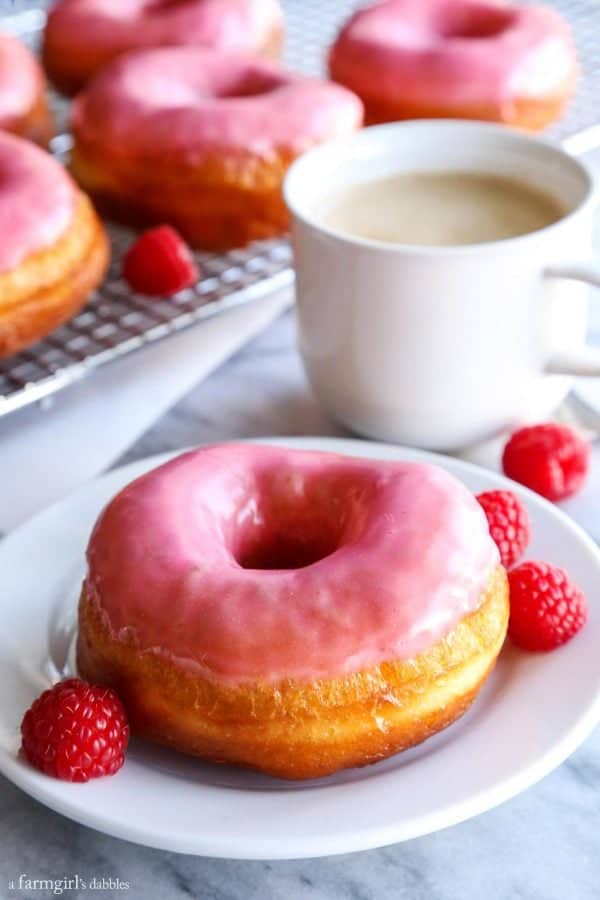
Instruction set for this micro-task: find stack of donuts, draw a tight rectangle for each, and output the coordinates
[0,0,579,357]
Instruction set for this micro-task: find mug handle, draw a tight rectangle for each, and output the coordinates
[544,261,600,375]
[546,129,600,375]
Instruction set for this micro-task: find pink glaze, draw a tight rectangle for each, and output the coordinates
[85,445,499,685]
[0,132,74,274]
[45,0,283,59]
[0,32,44,127]
[72,48,363,158]
[329,0,576,119]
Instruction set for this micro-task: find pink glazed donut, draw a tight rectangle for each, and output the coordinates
[42,0,284,95]
[0,132,109,358]
[77,444,509,779]
[329,0,578,130]
[70,47,363,249]
[0,32,53,145]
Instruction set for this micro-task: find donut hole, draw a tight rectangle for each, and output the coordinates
[217,70,285,99]
[438,5,515,39]
[236,529,340,571]
[144,0,198,12]
[232,471,375,571]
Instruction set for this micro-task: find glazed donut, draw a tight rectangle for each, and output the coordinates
[0,32,53,146]
[70,48,363,250]
[0,133,109,359]
[43,0,284,95]
[77,444,509,780]
[329,0,577,130]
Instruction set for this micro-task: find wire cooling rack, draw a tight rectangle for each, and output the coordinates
[1,0,600,418]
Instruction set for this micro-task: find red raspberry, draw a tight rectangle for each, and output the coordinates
[21,678,129,782]
[502,423,590,502]
[508,561,587,651]
[476,490,530,569]
[122,225,199,296]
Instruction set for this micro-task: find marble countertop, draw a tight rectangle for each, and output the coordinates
[2,309,600,900]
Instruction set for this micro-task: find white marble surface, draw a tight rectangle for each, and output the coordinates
[2,309,600,900]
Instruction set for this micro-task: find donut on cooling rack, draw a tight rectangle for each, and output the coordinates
[328,0,578,130]
[42,0,285,96]
[0,31,53,146]
[0,132,109,359]
[70,47,363,250]
[77,443,509,780]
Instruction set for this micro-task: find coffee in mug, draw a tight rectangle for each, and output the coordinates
[319,171,566,247]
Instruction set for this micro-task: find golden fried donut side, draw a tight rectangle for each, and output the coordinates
[356,90,577,132]
[77,566,509,780]
[3,92,55,148]
[0,191,110,358]
[260,22,285,63]
[70,139,296,251]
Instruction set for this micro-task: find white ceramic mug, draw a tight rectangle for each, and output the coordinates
[284,120,600,451]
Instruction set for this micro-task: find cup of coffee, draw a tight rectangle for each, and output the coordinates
[284,120,600,450]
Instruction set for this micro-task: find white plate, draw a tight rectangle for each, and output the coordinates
[1,436,600,860]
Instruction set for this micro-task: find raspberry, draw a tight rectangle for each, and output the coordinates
[502,423,590,502]
[508,561,587,651]
[122,225,199,296]
[21,678,129,782]
[477,490,530,569]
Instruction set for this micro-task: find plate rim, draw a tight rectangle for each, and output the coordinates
[2,435,600,860]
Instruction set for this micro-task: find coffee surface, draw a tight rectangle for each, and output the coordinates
[319,171,565,246]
